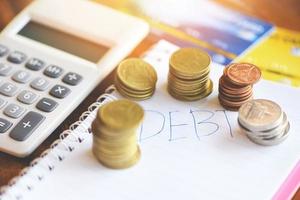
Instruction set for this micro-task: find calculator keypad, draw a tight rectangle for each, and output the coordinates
[7,51,27,64]
[17,90,38,105]
[0,45,8,57]
[30,77,50,91]
[9,111,45,141]
[26,58,45,71]
[44,65,64,78]
[0,98,6,109]
[62,72,82,86]
[12,70,31,83]
[0,63,13,76]
[0,82,18,97]
[4,103,25,119]
[0,44,82,142]
[36,98,58,112]
[0,118,12,133]
[50,85,70,99]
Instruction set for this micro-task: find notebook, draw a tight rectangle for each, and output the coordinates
[1,40,300,200]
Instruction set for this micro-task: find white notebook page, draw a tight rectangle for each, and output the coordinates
[6,40,300,200]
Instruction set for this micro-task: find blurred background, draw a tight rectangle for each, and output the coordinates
[0,0,299,199]
[1,0,300,30]
[1,0,299,87]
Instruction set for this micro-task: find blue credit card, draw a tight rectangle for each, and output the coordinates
[178,11,273,55]
[135,0,273,64]
[158,32,233,65]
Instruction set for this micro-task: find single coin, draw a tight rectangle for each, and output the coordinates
[169,48,211,77]
[98,99,144,131]
[238,99,283,132]
[226,63,261,86]
[117,58,157,91]
[219,76,252,93]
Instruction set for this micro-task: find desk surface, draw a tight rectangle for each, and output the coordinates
[0,0,299,199]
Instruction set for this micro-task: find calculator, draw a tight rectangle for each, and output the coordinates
[0,0,149,157]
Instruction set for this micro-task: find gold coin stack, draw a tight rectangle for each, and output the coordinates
[115,58,157,100]
[92,99,144,169]
[218,63,261,111]
[168,48,213,101]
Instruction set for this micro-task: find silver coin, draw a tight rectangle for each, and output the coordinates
[238,99,283,132]
[246,122,290,146]
[239,112,288,138]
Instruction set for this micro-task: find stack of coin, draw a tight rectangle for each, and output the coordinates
[238,99,290,146]
[92,99,144,169]
[218,63,261,111]
[115,58,157,100]
[168,48,213,101]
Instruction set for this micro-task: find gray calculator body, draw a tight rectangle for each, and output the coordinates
[0,0,149,157]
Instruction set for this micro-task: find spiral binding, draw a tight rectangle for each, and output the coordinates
[0,86,117,200]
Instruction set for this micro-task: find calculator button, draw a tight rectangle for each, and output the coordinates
[4,103,25,119]
[17,90,38,105]
[0,118,12,133]
[36,98,58,112]
[12,70,31,83]
[0,98,6,109]
[26,58,45,71]
[30,77,50,91]
[9,111,45,141]
[7,51,26,64]
[49,85,70,99]
[0,82,18,97]
[62,72,82,86]
[0,45,8,57]
[0,63,13,76]
[44,65,63,78]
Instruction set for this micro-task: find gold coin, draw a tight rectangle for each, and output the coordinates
[168,75,209,91]
[169,65,210,80]
[117,58,157,91]
[169,48,211,77]
[168,71,209,85]
[93,139,137,156]
[115,84,154,100]
[115,76,153,95]
[93,146,141,169]
[170,80,211,95]
[168,79,213,101]
[98,99,144,131]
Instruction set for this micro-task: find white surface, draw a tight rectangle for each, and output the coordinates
[0,0,149,156]
[3,40,300,200]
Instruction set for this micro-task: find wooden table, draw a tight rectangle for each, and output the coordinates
[0,0,299,199]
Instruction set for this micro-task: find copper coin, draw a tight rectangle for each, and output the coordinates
[219,84,252,97]
[218,87,253,100]
[226,63,261,86]
[219,76,252,92]
[219,90,253,102]
[219,93,253,107]
[219,95,253,111]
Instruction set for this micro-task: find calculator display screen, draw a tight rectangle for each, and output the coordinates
[18,21,109,63]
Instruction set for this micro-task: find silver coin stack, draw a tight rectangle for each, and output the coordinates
[238,99,290,146]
